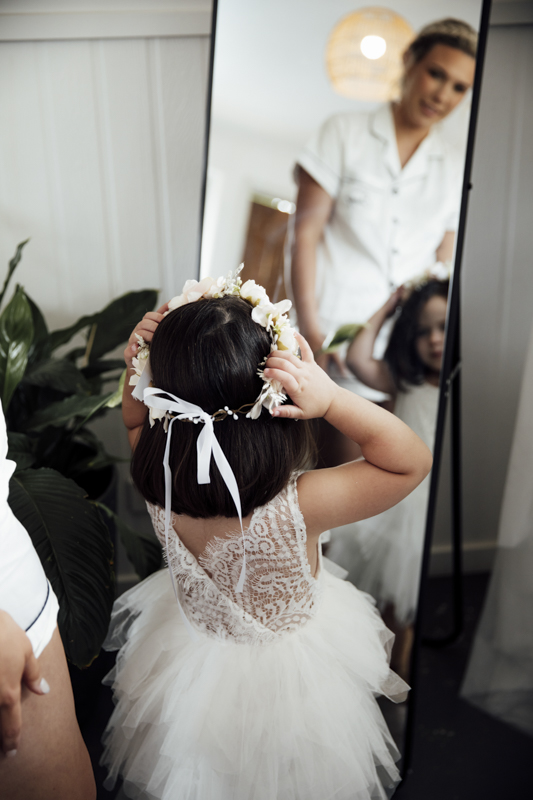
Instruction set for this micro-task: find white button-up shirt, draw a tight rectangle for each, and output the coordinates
[297,103,463,335]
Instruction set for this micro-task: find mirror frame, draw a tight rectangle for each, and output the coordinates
[197,0,493,778]
[403,0,492,776]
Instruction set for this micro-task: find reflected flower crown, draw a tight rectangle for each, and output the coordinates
[130,264,299,426]
[403,260,452,292]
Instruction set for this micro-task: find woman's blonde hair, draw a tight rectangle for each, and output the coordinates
[408,18,478,63]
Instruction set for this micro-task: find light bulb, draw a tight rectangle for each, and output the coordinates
[360,35,387,60]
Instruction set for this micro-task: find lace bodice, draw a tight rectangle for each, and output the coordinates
[147,474,322,645]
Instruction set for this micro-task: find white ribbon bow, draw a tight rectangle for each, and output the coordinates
[141,387,248,634]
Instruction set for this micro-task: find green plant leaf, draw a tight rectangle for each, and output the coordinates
[27,391,116,432]
[0,286,34,408]
[105,369,126,409]
[22,358,89,394]
[8,468,114,667]
[48,314,99,353]
[319,323,366,354]
[7,432,35,471]
[0,239,30,309]
[96,502,162,580]
[71,429,126,473]
[88,290,158,362]
[25,293,51,365]
[81,359,126,379]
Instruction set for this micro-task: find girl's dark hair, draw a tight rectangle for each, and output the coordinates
[408,18,477,63]
[131,296,316,518]
[384,280,449,392]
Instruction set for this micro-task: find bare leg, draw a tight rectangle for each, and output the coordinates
[0,627,96,800]
[382,603,414,683]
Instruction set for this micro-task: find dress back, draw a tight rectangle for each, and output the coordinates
[147,474,322,645]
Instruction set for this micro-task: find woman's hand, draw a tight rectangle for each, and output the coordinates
[265,333,340,420]
[124,302,169,371]
[0,611,49,756]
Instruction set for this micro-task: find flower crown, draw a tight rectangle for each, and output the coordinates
[130,265,299,426]
[403,260,452,292]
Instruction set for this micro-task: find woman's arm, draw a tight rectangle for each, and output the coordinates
[0,626,95,800]
[265,335,432,538]
[0,611,47,756]
[291,168,334,361]
[436,230,455,263]
[122,303,168,450]
[345,289,402,395]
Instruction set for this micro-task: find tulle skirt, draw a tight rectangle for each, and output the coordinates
[101,568,408,800]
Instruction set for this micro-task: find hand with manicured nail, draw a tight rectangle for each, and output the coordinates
[0,610,50,757]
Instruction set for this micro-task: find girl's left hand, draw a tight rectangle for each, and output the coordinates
[264,333,339,420]
[124,302,169,371]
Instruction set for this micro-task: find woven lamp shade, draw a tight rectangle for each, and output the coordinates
[326,7,414,102]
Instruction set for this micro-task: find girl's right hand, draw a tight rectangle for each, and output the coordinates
[264,333,340,420]
[124,302,169,371]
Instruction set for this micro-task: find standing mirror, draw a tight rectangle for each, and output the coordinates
[199,0,488,766]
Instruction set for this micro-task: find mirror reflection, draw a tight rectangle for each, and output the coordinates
[202,0,482,741]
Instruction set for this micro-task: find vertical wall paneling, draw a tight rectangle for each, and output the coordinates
[0,35,210,328]
[93,40,124,300]
[147,38,174,297]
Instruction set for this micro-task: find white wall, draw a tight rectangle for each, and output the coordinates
[201,121,299,278]
[460,23,533,564]
[0,1,211,330]
[0,0,212,583]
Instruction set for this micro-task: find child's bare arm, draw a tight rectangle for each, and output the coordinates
[265,334,432,537]
[346,290,402,395]
[123,303,168,449]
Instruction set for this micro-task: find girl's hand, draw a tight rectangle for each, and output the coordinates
[124,302,169,371]
[383,286,404,317]
[264,333,339,420]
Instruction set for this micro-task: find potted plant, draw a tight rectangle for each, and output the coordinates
[2,240,162,668]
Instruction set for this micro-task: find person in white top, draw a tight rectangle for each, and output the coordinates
[292,18,477,460]
[0,402,95,800]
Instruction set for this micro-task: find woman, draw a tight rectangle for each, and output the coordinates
[292,18,476,424]
[0,402,95,800]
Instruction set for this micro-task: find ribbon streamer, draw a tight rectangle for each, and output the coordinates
[142,388,248,631]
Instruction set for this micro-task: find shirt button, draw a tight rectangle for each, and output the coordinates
[392,248,399,255]
[392,217,399,223]
[392,187,398,194]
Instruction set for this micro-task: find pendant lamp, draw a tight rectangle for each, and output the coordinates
[326,6,414,101]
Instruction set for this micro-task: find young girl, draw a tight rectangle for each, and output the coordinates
[330,277,449,679]
[101,268,432,800]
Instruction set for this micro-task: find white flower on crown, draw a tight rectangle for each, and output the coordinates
[129,334,150,387]
[131,264,299,419]
[240,279,268,307]
[403,261,452,291]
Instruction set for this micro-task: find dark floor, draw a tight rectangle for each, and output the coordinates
[77,573,532,799]
[395,573,532,800]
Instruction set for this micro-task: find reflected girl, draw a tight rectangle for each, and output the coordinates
[292,19,475,426]
[328,277,449,679]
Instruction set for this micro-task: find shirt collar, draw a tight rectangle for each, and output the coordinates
[369,102,446,179]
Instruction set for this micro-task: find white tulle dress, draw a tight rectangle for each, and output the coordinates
[328,383,438,625]
[101,473,408,800]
